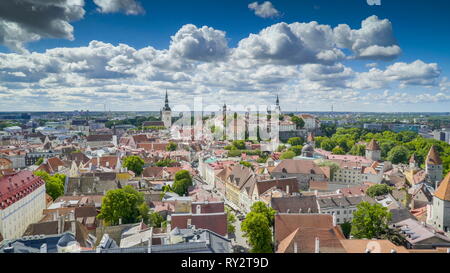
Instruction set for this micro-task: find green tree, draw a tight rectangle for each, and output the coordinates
[225,208,236,234]
[97,185,148,226]
[340,221,352,239]
[232,140,246,150]
[149,211,165,228]
[288,145,303,156]
[321,139,337,151]
[280,150,296,160]
[155,158,176,167]
[241,203,274,253]
[277,144,286,152]
[171,170,193,196]
[366,184,393,198]
[351,202,392,239]
[332,146,346,155]
[35,157,44,166]
[288,137,304,146]
[387,145,411,164]
[166,142,177,151]
[123,155,145,175]
[239,161,253,169]
[291,116,305,129]
[349,144,366,156]
[34,170,65,200]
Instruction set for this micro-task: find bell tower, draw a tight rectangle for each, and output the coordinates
[162,90,172,128]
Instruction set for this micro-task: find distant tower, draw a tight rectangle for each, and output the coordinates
[431,172,450,232]
[161,90,172,128]
[409,153,418,169]
[267,105,271,134]
[275,94,281,113]
[307,132,315,148]
[223,103,227,140]
[426,145,443,184]
[365,139,381,161]
[245,108,250,140]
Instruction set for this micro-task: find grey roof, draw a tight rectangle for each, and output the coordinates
[0,232,74,253]
[271,195,319,213]
[317,195,374,209]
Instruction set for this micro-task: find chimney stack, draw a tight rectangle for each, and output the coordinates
[293,242,298,253]
[314,237,320,253]
[332,213,337,227]
[286,185,290,195]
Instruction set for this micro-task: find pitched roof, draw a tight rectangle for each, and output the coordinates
[435,172,450,201]
[426,145,442,165]
[142,166,164,178]
[339,239,409,253]
[274,213,343,244]
[86,134,113,142]
[366,139,380,151]
[271,196,319,214]
[272,159,326,176]
[255,178,299,196]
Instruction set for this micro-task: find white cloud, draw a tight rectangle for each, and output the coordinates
[248,1,280,18]
[0,0,85,53]
[93,0,145,15]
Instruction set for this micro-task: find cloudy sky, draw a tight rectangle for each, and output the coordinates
[0,0,449,112]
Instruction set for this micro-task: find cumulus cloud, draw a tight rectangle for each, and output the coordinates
[169,24,230,62]
[334,15,401,60]
[248,1,280,18]
[93,0,145,15]
[0,0,85,53]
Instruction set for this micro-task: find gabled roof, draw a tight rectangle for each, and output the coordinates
[366,139,380,151]
[435,172,450,201]
[426,145,442,165]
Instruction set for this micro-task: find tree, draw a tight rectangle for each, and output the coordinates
[288,137,304,146]
[35,157,44,166]
[123,155,145,175]
[149,211,165,227]
[232,140,246,150]
[277,144,286,152]
[249,201,276,226]
[321,139,337,151]
[225,208,236,234]
[241,205,273,253]
[349,144,366,156]
[171,170,193,196]
[288,145,303,156]
[34,170,65,200]
[166,142,177,151]
[332,146,345,155]
[291,116,305,129]
[239,161,253,169]
[155,158,176,167]
[280,150,296,160]
[366,184,393,198]
[387,145,410,164]
[97,186,149,226]
[340,221,352,239]
[351,202,392,239]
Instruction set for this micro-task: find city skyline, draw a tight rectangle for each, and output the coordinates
[0,0,450,112]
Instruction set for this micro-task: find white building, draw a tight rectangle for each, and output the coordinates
[429,173,450,233]
[0,171,46,240]
[161,90,172,129]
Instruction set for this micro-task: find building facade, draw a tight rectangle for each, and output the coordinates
[0,171,46,240]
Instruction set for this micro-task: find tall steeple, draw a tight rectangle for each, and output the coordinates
[161,89,172,128]
[163,89,171,111]
[275,94,281,113]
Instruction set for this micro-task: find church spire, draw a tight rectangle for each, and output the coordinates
[276,94,279,106]
[163,89,171,111]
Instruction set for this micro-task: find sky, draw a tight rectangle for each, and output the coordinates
[0,0,449,112]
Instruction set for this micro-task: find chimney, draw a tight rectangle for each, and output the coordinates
[187,218,192,227]
[286,185,290,195]
[365,248,371,253]
[332,213,337,227]
[390,249,397,253]
[315,237,320,253]
[293,242,298,253]
[196,204,201,214]
[57,216,65,234]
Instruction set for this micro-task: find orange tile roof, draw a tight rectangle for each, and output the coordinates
[426,145,442,165]
[366,139,380,151]
[435,172,450,201]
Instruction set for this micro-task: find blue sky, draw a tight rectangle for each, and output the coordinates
[0,0,449,112]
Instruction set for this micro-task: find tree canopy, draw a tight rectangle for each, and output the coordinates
[280,150,296,160]
[166,141,177,151]
[34,170,65,200]
[351,202,392,239]
[241,202,275,253]
[97,185,149,226]
[366,184,393,198]
[171,170,193,196]
[123,155,145,175]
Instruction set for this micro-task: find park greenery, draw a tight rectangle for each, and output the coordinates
[241,201,276,253]
[314,128,450,173]
[163,170,193,196]
[280,150,296,160]
[122,155,145,176]
[155,158,177,167]
[97,185,150,226]
[35,157,44,166]
[166,141,177,151]
[34,170,66,200]
[366,184,394,198]
[351,202,392,239]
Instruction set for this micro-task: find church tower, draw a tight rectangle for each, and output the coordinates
[162,90,172,128]
[222,103,227,140]
[365,139,381,161]
[430,172,450,232]
[426,145,443,185]
[275,94,281,113]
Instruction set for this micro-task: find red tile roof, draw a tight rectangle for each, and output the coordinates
[0,170,45,209]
